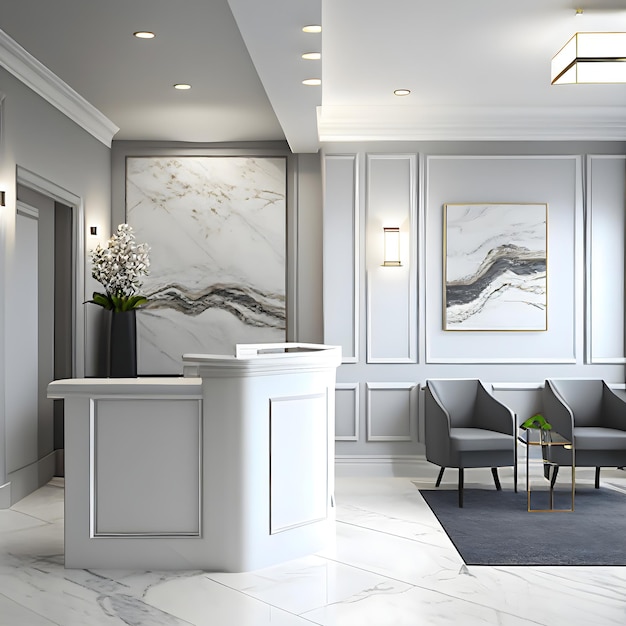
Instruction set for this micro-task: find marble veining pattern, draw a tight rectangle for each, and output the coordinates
[445,203,547,331]
[126,156,287,375]
[1,470,626,625]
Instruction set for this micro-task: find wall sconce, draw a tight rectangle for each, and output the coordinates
[382,227,402,266]
[90,226,98,236]
[0,191,5,207]
[551,32,626,84]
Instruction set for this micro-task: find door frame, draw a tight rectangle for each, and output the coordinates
[16,166,85,377]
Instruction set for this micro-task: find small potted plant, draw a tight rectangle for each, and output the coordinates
[88,223,150,377]
[520,414,552,432]
[520,414,556,481]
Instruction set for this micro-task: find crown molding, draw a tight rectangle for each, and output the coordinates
[317,105,626,143]
[0,28,118,147]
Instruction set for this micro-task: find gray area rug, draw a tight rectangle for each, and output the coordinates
[420,487,626,566]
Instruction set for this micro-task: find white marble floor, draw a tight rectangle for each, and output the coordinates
[1,467,626,626]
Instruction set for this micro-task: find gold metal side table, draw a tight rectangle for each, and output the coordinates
[522,429,575,512]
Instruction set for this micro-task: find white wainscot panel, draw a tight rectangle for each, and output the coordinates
[335,383,359,441]
[366,383,416,442]
[424,155,580,363]
[588,155,626,363]
[93,399,201,536]
[323,154,359,363]
[366,154,417,363]
[270,393,328,534]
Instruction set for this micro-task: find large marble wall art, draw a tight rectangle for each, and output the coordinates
[444,203,547,331]
[126,156,287,374]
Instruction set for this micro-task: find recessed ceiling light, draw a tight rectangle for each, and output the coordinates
[302,25,322,33]
[394,89,411,96]
[302,78,322,86]
[174,83,192,90]
[302,52,321,60]
[133,31,155,39]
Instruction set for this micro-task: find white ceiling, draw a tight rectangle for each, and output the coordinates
[1,0,626,153]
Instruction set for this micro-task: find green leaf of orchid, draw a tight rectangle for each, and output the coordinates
[125,295,149,310]
[86,292,113,309]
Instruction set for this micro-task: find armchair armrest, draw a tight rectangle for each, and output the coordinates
[474,382,516,436]
[601,383,626,431]
[542,380,574,440]
[424,381,452,467]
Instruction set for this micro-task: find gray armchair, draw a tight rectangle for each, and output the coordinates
[543,379,626,488]
[425,379,517,507]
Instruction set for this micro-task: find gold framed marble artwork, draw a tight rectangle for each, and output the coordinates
[443,202,547,331]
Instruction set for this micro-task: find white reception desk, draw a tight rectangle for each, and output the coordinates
[48,343,341,571]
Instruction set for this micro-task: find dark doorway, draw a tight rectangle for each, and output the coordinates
[16,185,73,476]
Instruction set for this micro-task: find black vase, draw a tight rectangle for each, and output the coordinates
[108,310,137,377]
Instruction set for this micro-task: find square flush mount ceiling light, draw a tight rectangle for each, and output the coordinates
[551,32,626,84]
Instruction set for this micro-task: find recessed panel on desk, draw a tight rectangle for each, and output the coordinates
[92,399,201,536]
[270,393,328,534]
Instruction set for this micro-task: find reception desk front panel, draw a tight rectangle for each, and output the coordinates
[92,398,202,537]
[270,392,328,534]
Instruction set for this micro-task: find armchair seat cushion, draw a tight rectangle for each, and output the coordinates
[450,428,514,453]
[574,427,626,451]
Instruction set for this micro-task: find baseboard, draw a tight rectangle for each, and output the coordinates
[335,455,436,478]
[0,482,11,509]
[5,450,59,506]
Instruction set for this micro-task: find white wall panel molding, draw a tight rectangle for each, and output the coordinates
[365,154,418,363]
[424,154,581,364]
[0,29,118,146]
[586,155,626,364]
[426,357,577,364]
[323,154,359,363]
[491,382,546,391]
[417,154,427,365]
[366,382,416,442]
[335,383,359,441]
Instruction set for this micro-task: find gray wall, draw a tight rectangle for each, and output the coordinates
[322,141,626,460]
[0,66,111,504]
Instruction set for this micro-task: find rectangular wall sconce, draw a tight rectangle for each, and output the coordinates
[90,226,98,236]
[551,32,626,84]
[0,191,5,207]
[382,227,402,266]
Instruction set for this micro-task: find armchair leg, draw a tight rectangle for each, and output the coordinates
[435,467,445,488]
[458,468,464,508]
[514,463,518,493]
[595,467,601,489]
[491,467,502,491]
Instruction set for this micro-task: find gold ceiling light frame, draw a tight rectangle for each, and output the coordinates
[551,32,626,84]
